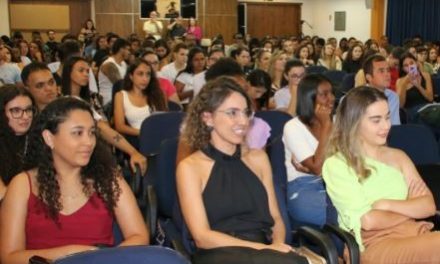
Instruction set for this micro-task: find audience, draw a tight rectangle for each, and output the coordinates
[0,97,149,264]
[323,86,439,263]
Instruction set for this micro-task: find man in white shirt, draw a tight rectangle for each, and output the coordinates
[159,43,188,83]
[143,11,163,40]
[98,38,130,105]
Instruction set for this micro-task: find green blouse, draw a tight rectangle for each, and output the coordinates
[322,153,408,250]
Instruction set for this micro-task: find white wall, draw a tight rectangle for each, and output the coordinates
[311,0,371,42]
[0,0,10,36]
[239,0,372,41]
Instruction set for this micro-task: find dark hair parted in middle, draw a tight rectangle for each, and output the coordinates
[23,97,121,220]
[296,73,333,126]
[122,58,167,111]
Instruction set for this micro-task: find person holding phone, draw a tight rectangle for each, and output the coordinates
[396,52,434,122]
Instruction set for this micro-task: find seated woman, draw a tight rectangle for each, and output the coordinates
[274,60,306,116]
[295,44,315,67]
[396,52,434,122]
[282,74,335,228]
[175,47,206,107]
[61,56,147,175]
[317,43,342,71]
[114,58,167,137]
[0,85,35,201]
[0,97,148,264]
[342,44,364,74]
[323,86,439,263]
[177,77,308,264]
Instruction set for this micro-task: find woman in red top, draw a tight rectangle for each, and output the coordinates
[0,97,148,264]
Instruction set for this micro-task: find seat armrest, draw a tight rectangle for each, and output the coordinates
[296,226,339,264]
[145,185,157,241]
[323,224,360,264]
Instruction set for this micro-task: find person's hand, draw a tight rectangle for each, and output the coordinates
[291,158,311,174]
[130,151,147,175]
[315,104,332,126]
[264,242,294,253]
[66,245,98,255]
[372,199,390,211]
[408,178,429,198]
[409,73,422,87]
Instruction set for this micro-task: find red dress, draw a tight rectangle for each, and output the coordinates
[25,173,114,249]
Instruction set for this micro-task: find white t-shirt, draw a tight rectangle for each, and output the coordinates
[193,70,206,97]
[282,117,318,182]
[175,72,194,104]
[143,20,163,40]
[98,57,127,105]
[159,62,182,83]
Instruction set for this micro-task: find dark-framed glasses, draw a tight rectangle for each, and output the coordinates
[8,106,36,119]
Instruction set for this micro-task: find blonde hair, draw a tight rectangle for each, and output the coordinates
[181,76,252,151]
[326,86,388,181]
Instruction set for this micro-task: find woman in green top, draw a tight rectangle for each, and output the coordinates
[322,86,440,264]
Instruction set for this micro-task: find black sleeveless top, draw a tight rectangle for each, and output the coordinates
[405,75,430,109]
[201,144,274,240]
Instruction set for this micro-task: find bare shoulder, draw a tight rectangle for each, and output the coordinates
[241,148,271,179]
[177,151,212,177]
[380,146,412,170]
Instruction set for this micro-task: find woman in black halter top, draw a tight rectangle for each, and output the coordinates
[177,77,307,264]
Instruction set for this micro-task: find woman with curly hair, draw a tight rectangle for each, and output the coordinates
[0,97,148,264]
[177,77,307,264]
[0,84,36,201]
[114,58,167,136]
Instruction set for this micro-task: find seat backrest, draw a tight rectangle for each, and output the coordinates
[254,110,292,144]
[306,65,327,74]
[54,246,190,264]
[155,138,179,217]
[339,73,355,94]
[266,136,292,244]
[387,124,440,165]
[168,101,183,112]
[139,112,185,156]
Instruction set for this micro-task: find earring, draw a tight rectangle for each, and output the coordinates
[206,125,214,132]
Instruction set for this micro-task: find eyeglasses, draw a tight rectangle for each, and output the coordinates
[288,73,305,79]
[216,108,254,120]
[8,106,36,119]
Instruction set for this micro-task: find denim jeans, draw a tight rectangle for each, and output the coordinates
[287,176,327,229]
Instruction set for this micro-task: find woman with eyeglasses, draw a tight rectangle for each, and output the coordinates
[282,74,335,229]
[114,58,167,137]
[274,60,306,116]
[177,77,308,264]
[0,84,36,201]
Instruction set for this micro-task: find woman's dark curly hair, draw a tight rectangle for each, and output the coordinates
[61,56,92,102]
[23,97,121,220]
[122,58,167,111]
[181,76,252,151]
[0,84,36,185]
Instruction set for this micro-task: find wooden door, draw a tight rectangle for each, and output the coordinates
[246,3,301,38]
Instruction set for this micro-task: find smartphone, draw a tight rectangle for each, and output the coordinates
[409,64,418,75]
